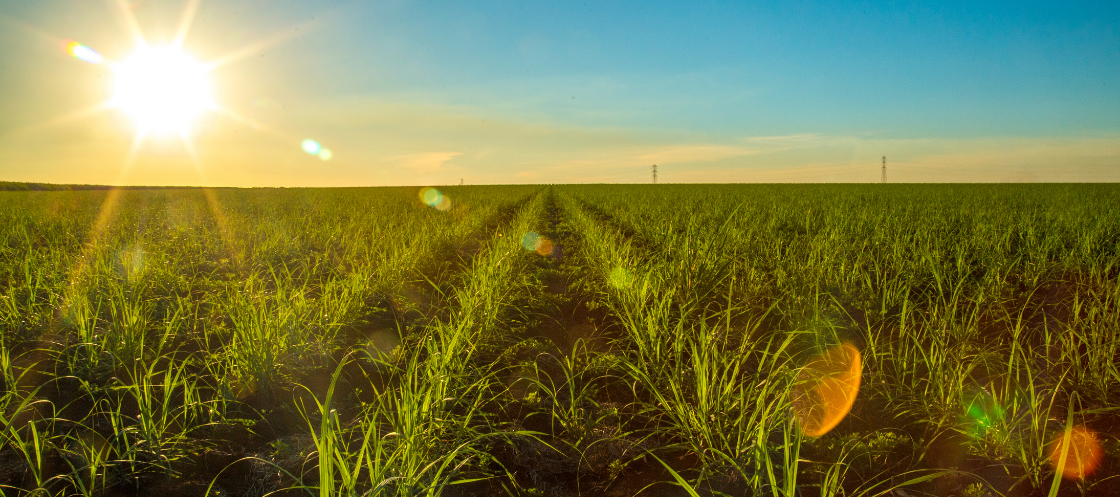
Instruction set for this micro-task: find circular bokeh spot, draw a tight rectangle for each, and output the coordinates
[302,139,322,155]
[419,187,440,205]
[522,231,542,251]
[417,187,453,211]
[792,342,862,437]
[535,238,554,256]
[435,195,452,211]
[1049,425,1103,480]
[366,329,401,360]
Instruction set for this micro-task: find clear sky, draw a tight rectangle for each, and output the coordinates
[1,0,1117,185]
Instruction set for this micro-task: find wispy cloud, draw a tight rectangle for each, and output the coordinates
[637,144,759,164]
[382,152,462,173]
[6,92,1119,186]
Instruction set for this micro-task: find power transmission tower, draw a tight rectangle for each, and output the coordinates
[880,156,887,183]
[652,164,658,184]
[460,178,464,186]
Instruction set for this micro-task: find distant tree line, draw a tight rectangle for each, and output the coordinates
[0,181,196,191]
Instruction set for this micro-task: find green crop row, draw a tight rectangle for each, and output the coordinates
[0,184,1116,496]
[556,184,1119,496]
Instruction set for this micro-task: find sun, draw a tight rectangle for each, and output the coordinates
[112,47,214,136]
[48,0,326,173]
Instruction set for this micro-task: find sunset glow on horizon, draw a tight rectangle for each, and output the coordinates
[1,1,1118,186]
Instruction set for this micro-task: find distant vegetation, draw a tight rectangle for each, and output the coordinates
[0,184,1116,496]
[0,181,199,191]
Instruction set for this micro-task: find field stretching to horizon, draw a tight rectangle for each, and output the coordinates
[0,184,1117,497]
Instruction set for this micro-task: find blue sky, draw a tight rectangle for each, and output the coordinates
[1,0,1118,185]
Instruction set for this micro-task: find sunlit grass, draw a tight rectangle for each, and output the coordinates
[0,184,1116,495]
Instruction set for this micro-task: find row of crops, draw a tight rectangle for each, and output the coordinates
[0,184,1117,496]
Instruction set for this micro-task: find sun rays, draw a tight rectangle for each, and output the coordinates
[19,0,320,184]
[103,0,243,171]
[22,0,321,298]
[10,0,334,280]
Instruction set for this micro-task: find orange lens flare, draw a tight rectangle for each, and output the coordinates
[535,238,554,256]
[1048,426,1103,480]
[521,231,555,256]
[792,342,862,437]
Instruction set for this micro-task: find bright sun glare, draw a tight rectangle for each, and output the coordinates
[112,47,213,136]
[53,0,321,173]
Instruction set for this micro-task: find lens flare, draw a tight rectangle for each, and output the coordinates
[366,329,401,360]
[420,187,440,205]
[520,231,555,255]
[318,148,333,161]
[1048,426,1103,480]
[114,244,144,280]
[961,387,1006,439]
[435,195,452,211]
[522,232,542,251]
[62,40,103,64]
[419,187,452,211]
[792,342,862,437]
[302,139,322,154]
[535,238,554,256]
